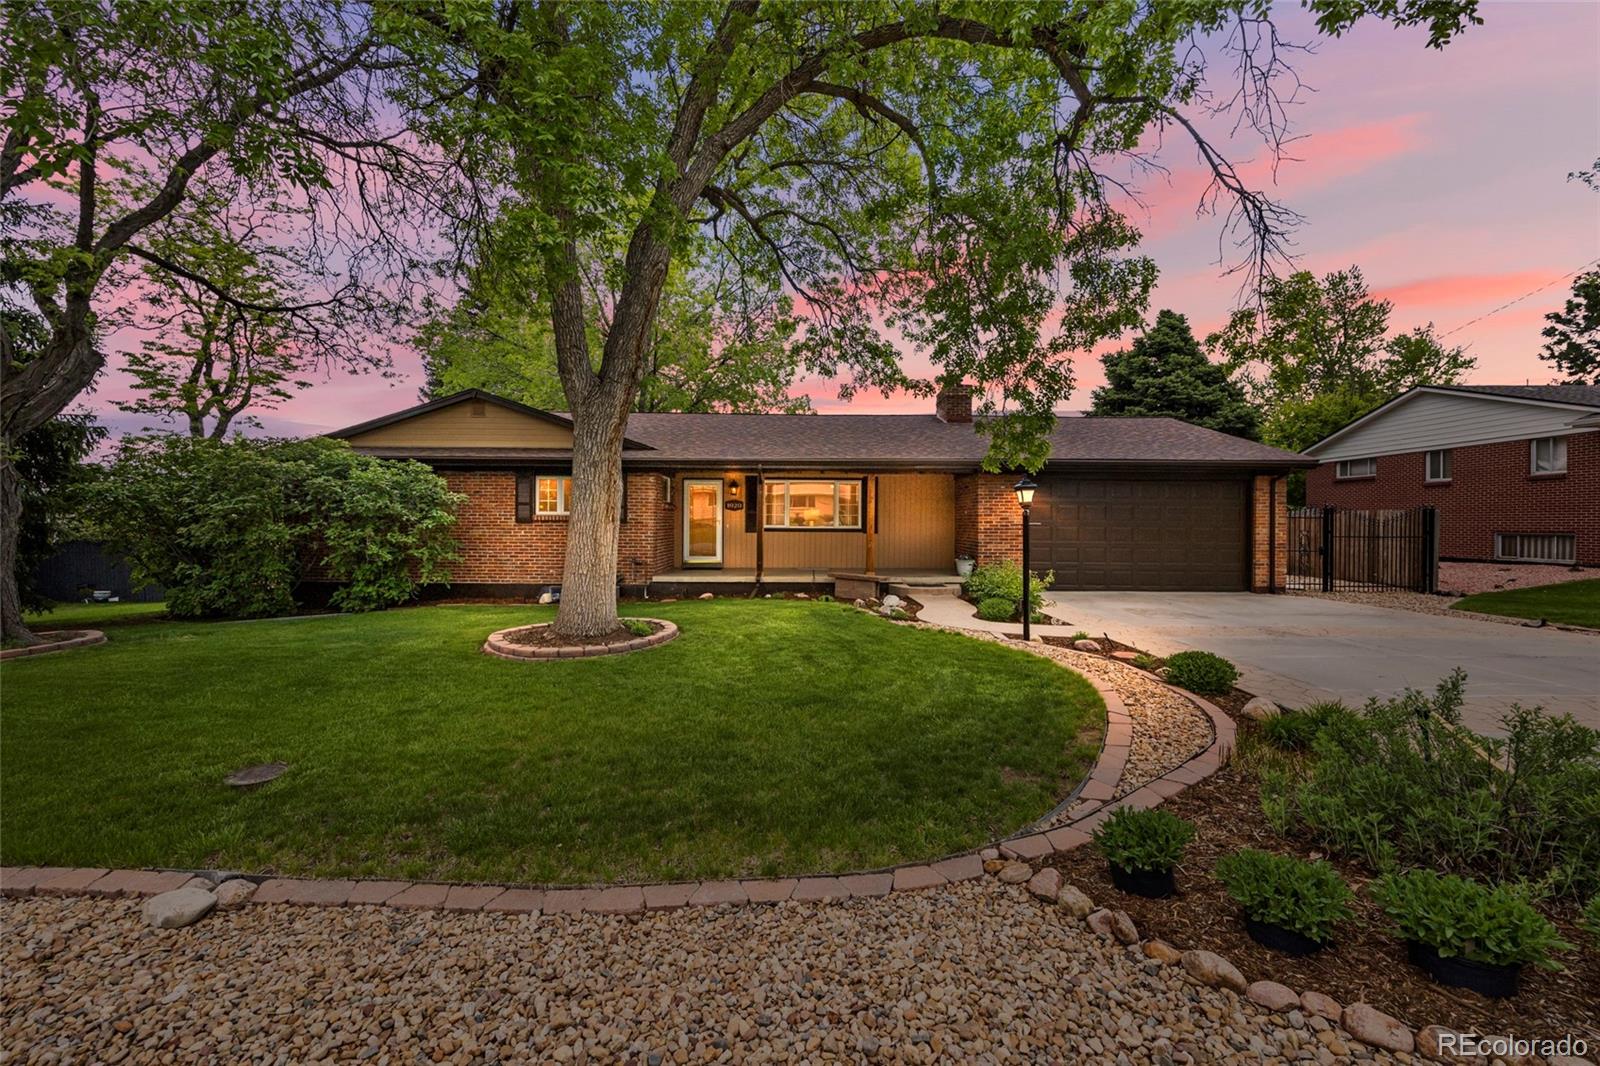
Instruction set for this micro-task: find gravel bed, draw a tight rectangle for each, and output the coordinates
[0,884,1403,1065]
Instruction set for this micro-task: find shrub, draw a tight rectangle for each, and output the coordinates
[1132,652,1161,672]
[1261,702,1356,751]
[1583,894,1600,948]
[975,597,1016,622]
[1371,870,1571,970]
[1214,849,1353,945]
[1093,807,1195,874]
[89,436,462,618]
[1164,650,1239,695]
[1270,670,1600,897]
[962,561,1052,619]
[622,619,654,637]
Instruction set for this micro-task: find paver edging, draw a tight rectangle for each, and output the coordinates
[2,631,1238,918]
[0,629,106,661]
[482,619,678,661]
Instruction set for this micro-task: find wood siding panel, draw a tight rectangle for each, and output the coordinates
[1311,392,1594,461]
[877,474,955,569]
[344,403,574,448]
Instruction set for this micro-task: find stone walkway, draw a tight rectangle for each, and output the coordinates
[1,882,1409,1065]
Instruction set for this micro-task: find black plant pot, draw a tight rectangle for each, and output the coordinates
[1108,863,1175,898]
[1244,916,1327,956]
[1406,940,1522,999]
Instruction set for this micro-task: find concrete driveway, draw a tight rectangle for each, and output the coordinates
[1047,592,1600,735]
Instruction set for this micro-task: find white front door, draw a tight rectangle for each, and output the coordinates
[683,479,723,564]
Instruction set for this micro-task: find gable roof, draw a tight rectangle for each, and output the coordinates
[1304,384,1600,457]
[329,390,1311,470]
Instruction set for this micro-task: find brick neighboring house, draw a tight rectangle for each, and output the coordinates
[1304,384,1600,567]
[328,386,1310,596]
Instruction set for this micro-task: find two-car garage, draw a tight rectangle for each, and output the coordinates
[1028,476,1251,591]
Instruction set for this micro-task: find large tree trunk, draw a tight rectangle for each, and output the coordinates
[551,391,630,638]
[0,448,39,646]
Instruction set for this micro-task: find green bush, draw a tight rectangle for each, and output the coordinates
[1371,870,1571,970]
[975,597,1015,622]
[88,436,463,618]
[963,561,1052,619]
[1132,652,1161,672]
[622,619,654,637]
[1093,807,1195,874]
[1268,670,1600,897]
[1214,848,1353,945]
[1164,650,1239,695]
[1583,894,1600,948]
[1261,702,1356,751]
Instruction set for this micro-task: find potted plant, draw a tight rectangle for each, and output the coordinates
[1214,849,1353,955]
[1371,870,1570,998]
[1092,807,1195,898]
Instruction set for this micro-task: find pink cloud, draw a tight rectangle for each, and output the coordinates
[1374,271,1556,310]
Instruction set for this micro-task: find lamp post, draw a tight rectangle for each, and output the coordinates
[1014,476,1037,641]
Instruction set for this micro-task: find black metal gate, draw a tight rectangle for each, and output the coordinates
[1288,506,1438,593]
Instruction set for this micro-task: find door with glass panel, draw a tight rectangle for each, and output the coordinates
[683,479,723,564]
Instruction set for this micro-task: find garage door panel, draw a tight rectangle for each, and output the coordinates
[1033,477,1248,591]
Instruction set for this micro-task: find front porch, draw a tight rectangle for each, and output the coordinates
[647,567,963,598]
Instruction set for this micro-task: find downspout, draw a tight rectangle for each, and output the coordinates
[1267,473,1284,594]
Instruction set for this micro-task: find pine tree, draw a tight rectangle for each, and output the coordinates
[1092,311,1259,439]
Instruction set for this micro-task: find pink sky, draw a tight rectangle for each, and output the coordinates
[82,2,1600,436]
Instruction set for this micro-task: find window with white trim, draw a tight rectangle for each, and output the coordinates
[1530,437,1567,475]
[536,475,574,515]
[1425,449,1452,483]
[1335,457,1376,479]
[1495,534,1576,565]
[761,479,862,528]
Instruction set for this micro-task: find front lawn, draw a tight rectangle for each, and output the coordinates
[1451,577,1600,629]
[23,600,170,630]
[0,601,1102,884]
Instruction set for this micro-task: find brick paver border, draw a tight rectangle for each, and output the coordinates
[0,629,106,661]
[0,650,1236,918]
[482,619,678,661]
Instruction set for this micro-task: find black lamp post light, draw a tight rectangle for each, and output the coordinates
[1013,475,1037,641]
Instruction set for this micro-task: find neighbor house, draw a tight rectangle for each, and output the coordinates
[329,385,1311,597]
[1304,384,1600,567]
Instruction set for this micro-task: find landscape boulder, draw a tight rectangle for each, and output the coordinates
[1057,885,1094,918]
[1342,1004,1414,1054]
[142,886,216,929]
[1025,867,1061,902]
[1241,697,1280,721]
[1181,949,1247,993]
[1072,639,1102,652]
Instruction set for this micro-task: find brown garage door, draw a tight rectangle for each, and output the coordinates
[1031,477,1249,591]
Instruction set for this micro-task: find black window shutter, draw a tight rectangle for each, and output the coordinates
[745,475,759,532]
[515,473,533,523]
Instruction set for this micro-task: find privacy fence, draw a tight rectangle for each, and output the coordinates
[1288,506,1439,593]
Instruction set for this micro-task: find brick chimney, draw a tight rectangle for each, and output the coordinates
[935,382,974,423]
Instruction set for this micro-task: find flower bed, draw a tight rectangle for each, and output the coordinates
[483,618,677,660]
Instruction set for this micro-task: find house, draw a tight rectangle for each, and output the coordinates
[328,385,1312,596]
[1303,384,1600,566]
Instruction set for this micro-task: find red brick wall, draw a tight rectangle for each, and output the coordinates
[1251,475,1290,592]
[955,473,1023,565]
[1305,432,1599,565]
[443,471,675,586]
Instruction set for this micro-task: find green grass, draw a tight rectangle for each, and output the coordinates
[0,600,1102,884]
[1451,578,1600,629]
[23,600,170,630]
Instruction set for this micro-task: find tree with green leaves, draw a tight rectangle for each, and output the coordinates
[1,1,424,644]
[1539,270,1600,385]
[420,250,807,413]
[1091,310,1257,438]
[1209,266,1476,455]
[388,0,1480,638]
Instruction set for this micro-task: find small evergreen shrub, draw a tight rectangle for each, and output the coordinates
[622,619,654,637]
[1164,650,1239,695]
[1132,652,1161,672]
[962,561,1052,618]
[1214,848,1353,945]
[1093,807,1195,874]
[1371,870,1570,970]
[975,597,1015,622]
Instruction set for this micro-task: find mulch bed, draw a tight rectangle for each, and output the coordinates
[502,620,663,650]
[1042,738,1600,1041]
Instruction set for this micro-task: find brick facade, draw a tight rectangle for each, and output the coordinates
[442,471,675,588]
[1305,432,1598,566]
[953,473,1022,565]
[1250,474,1290,593]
